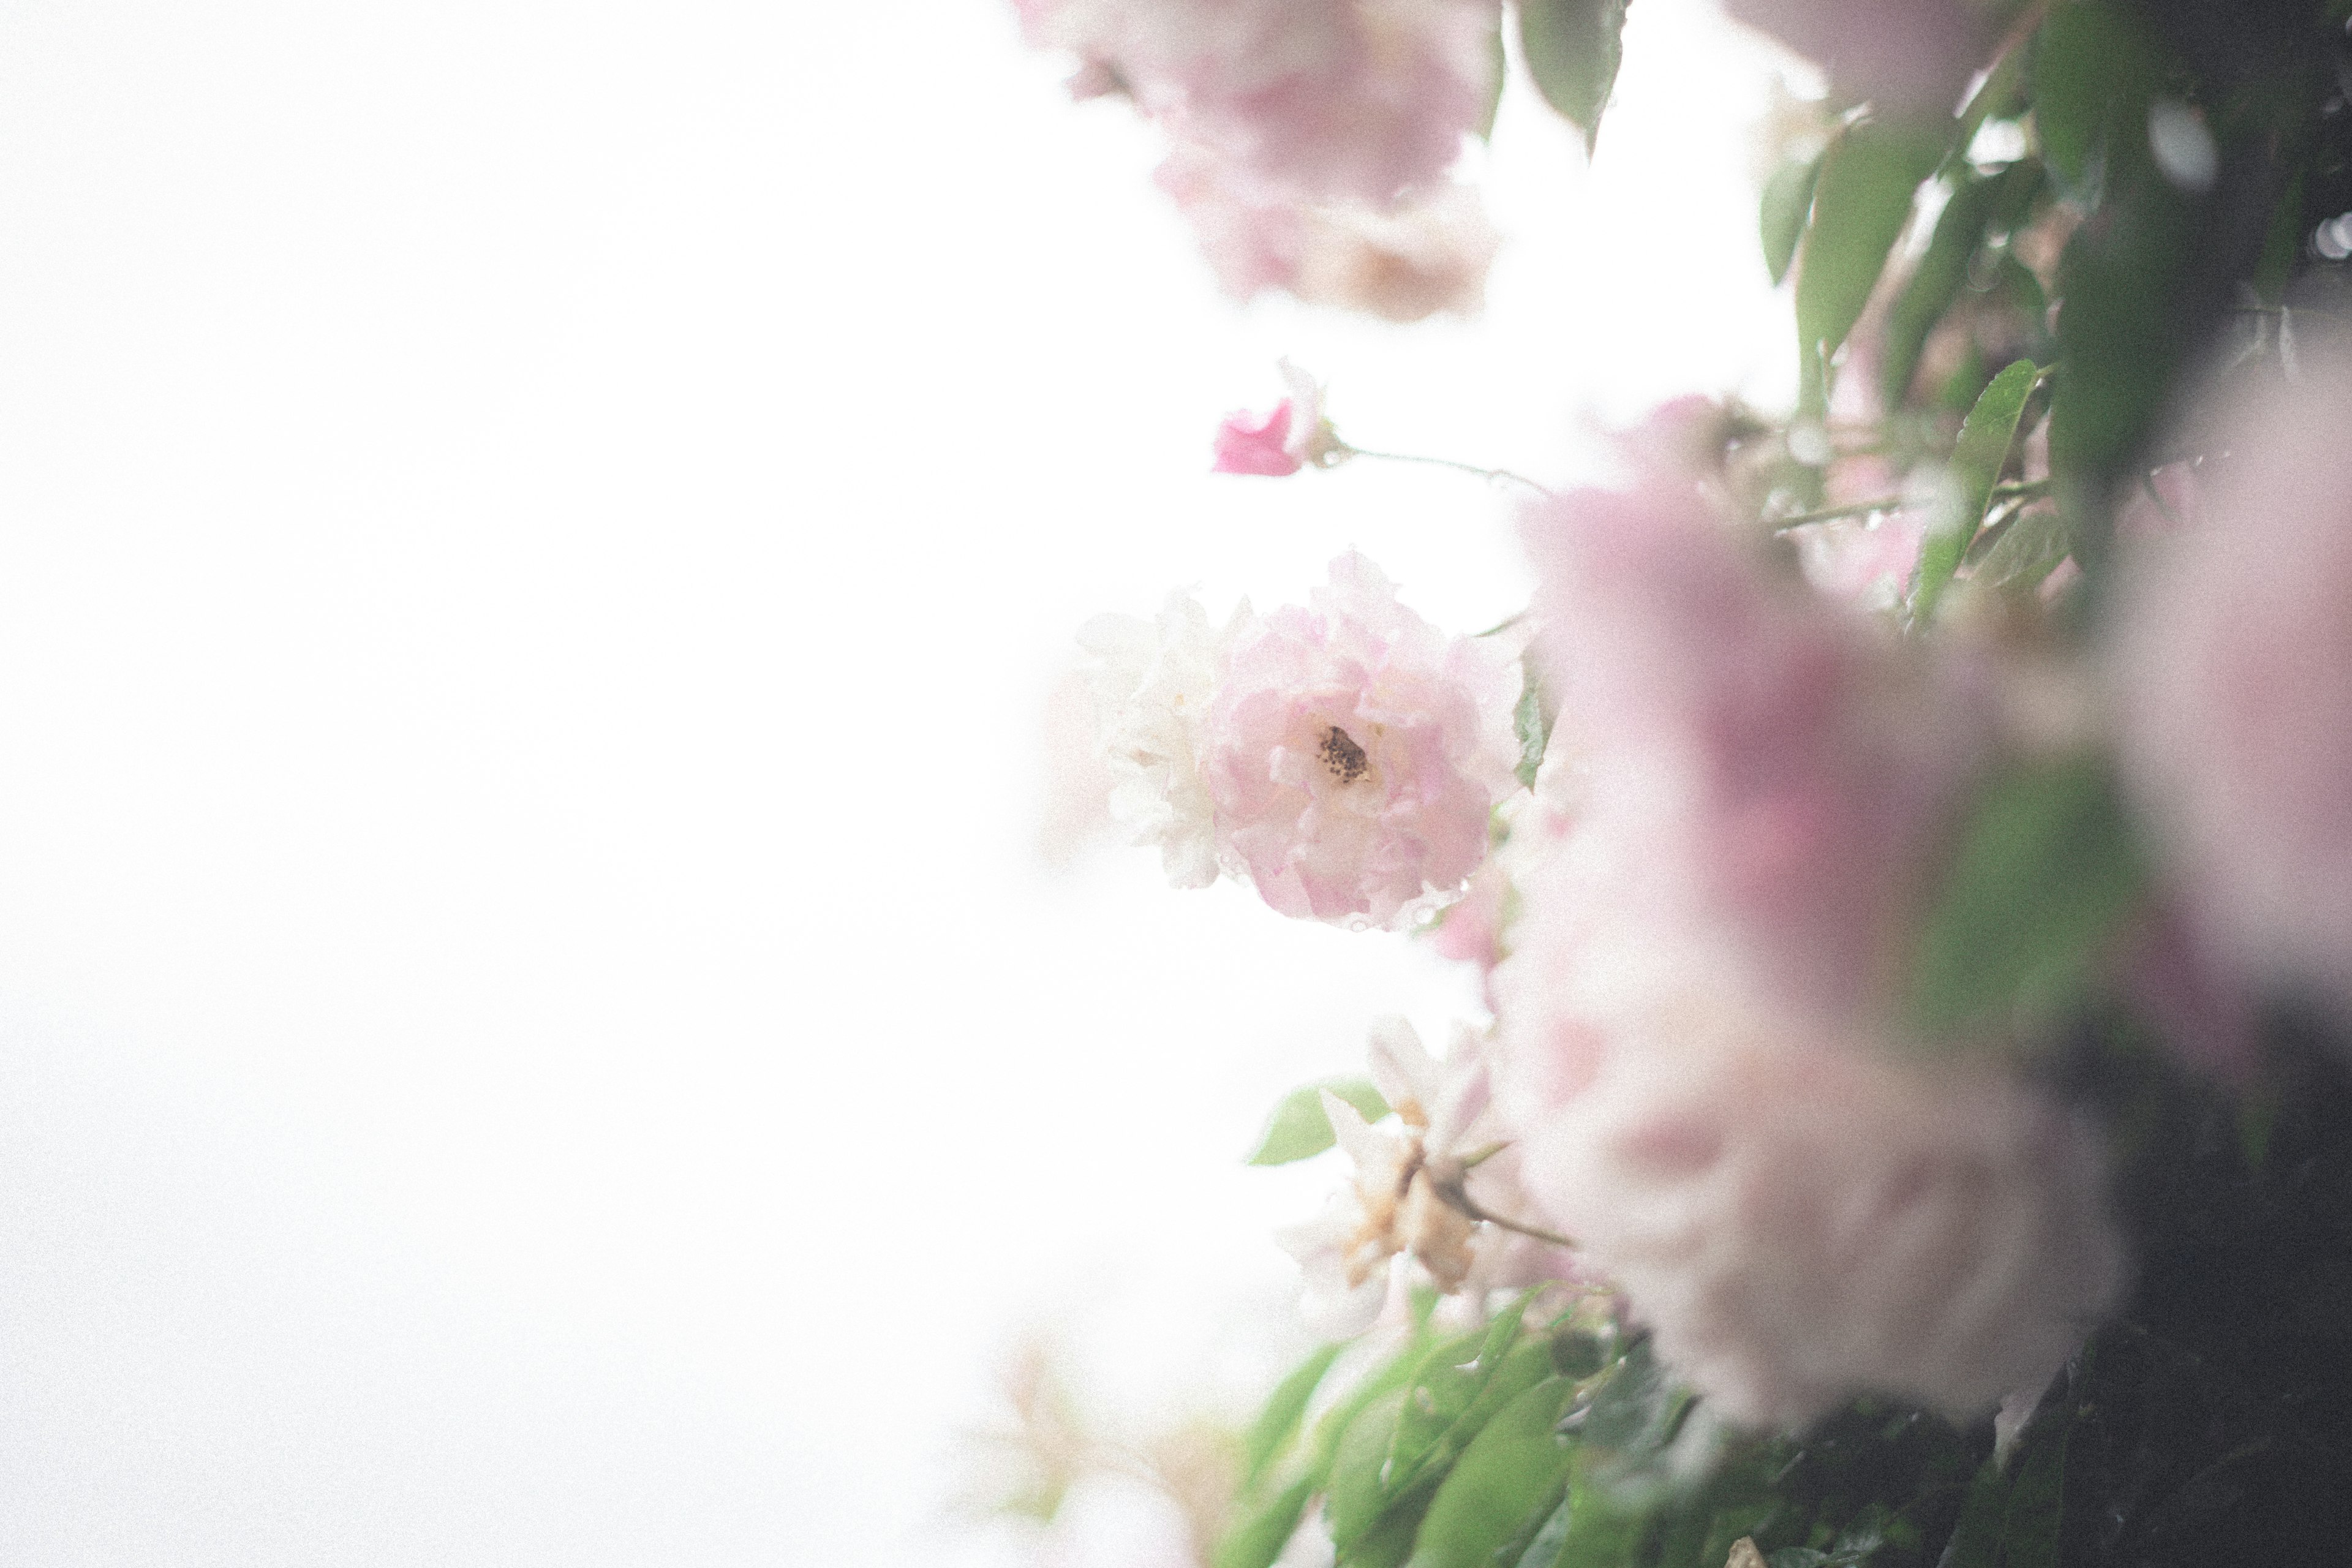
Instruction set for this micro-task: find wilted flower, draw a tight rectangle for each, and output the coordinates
[1278,1018,1531,1336]
[2115,353,2352,1022]
[1211,360,1343,476]
[1078,591,1250,888]
[1205,552,1523,927]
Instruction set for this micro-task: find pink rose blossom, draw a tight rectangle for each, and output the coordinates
[1519,475,1992,1023]
[1489,933,2122,1427]
[1204,552,1521,927]
[1028,0,1496,208]
[1211,402,1300,475]
[1211,361,1342,475]
[2114,353,2352,1021]
[1157,141,1497,319]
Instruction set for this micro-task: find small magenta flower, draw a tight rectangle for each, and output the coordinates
[1210,360,1343,476]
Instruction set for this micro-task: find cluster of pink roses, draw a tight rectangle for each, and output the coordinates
[1079,552,1525,929]
[1014,0,1500,318]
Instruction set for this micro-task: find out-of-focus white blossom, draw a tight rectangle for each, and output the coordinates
[1078,592,1249,888]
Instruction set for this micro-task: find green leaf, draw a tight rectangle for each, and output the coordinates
[1518,0,1628,152]
[1997,1404,2073,1568]
[1547,1452,1649,1568]
[1218,1474,1317,1568]
[1910,357,2046,624]
[1246,1343,1349,1489]
[1248,1078,1391,1166]
[1408,1378,1579,1568]
[1880,161,2043,410]
[1515,662,1548,790]
[1967,502,2070,597]
[2032,3,2159,208]
[1477,17,1507,140]
[1761,151,1825,287]
[1795,118,1949,382]
[1906,755,2149,1039]
[1329,1388,1412,1551]
[1932,1456,2011,1568]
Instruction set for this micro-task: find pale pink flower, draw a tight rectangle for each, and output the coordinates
[1157,141,1497,320]
[1492,956,2122,1427]
[1077,592,1251,889]
[2114,354,2352,1020]
[1519,476,1992,1022]
[1724,0,1991,116]
[1029,0,1496,208]
[1211,360,1343,475]
[1204,552,1522,927]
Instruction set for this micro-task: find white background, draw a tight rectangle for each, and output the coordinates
[0,1,1792,1561]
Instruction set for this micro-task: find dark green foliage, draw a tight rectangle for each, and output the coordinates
[1518,0,1629,153]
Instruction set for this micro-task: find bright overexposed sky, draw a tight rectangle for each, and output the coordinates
[0,2,1800,1562]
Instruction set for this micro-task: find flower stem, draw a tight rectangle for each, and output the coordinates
[1768,477,2052,532]
[1337,443,1552,496]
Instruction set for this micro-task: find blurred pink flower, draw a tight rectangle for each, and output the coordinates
[1519,476,1991,1022]
[1211,402,1300,475]
[2115,356,2352,1020]
[1493,953,2122,1427]
[1027,0,1496,207]
[1724,0,1990,116]
[1205,552,1521,927]
[1480,460,2120,1428]
[1158,141,1497,319]
[1211,360,1341,475]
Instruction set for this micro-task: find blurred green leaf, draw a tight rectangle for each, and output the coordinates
[1515,663,1548,790]
[1248,1078,1391,1166]
[1881,161,2044,409]
[2032,3,2159,208]
[1518,0,1627,152]
[1218,1474,1317,1568]
[1477,18,1507,140]
[1968,502,2070,596]
[1546,1452,1649,1568]
[1246,1343,1349,1489]
[1998,1403,2074,1568]
[1796,118,1949,382]
[1910,357,2046,624]
[1934,1455,2013,1568]
[1762,151,1825,287]
[1329,1387,1412,1551]
[1906,755,2148,1039]
[1409,1377,1578,1568]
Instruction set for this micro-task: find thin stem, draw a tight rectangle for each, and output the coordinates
[1425,1163,1578,1251]
[1769,477,2052,532]
[1338,443,1552,496]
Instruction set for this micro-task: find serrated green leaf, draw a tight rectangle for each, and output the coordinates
[1408,1377,1578,1568]
[1218,1474,1318,1568]
[1518,0,1627,153]
[1796,118,1949,382]
[1910,357,2046,624]
[1248,1077,1391,1166]
[1514,663,1547,790]
[1246,1343,1349,1490]
[1761,151,1825,287]
[1907,755,2148,1039]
